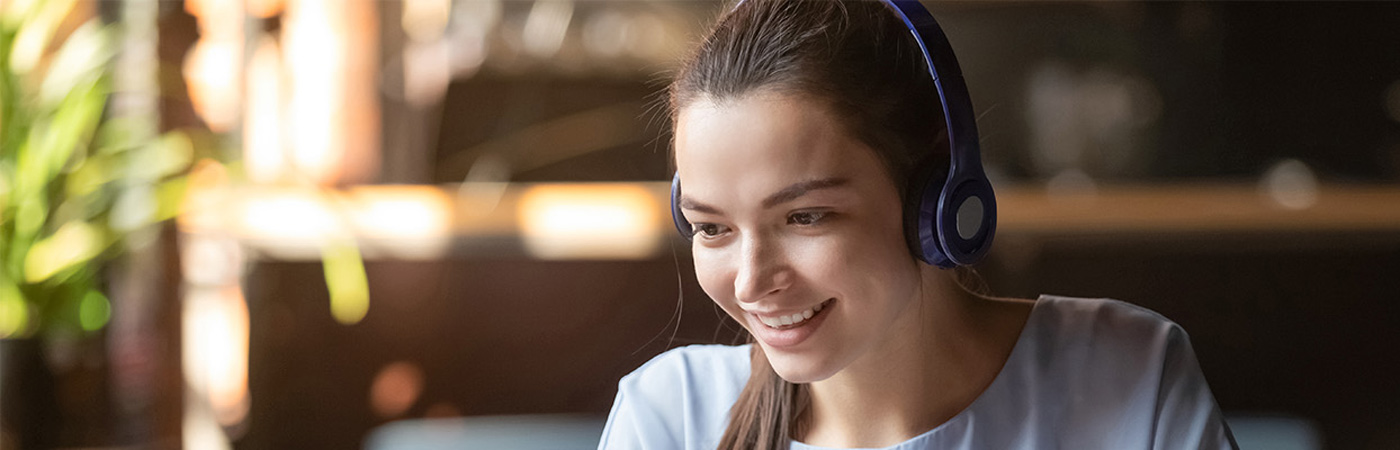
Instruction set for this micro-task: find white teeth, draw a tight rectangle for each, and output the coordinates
[758,300,830,329]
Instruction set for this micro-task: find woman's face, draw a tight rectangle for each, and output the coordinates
[675,93,925,383]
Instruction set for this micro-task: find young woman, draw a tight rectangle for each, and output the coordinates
[599,1,1237,449]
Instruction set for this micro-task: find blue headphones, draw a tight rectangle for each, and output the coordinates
[669,0,996,269]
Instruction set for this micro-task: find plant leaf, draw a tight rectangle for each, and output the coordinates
[39,21,111,108]
[0,272,31,338]
[7,0,79,74]
[23,220,102,284]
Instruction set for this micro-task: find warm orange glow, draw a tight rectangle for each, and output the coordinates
[240,189,340,242]
[348,185,452,259]
[244,37,285,183]
[182,285,250,426]
[369,361,425,419]
[246,0,285,18]
[424,402,462,418]
[282,0,379,185]
[183,0,243,132]
[182,38,241,132]
[518,184,662,260]
[401,0,451,42]
[177,159,233,234]
[182,185,457,260]
[283,0,341,184]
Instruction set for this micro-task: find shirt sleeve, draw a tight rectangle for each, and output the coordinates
[1151,324,1240,450]
[596,371,680,450]
[595,345,749,450]
[597,380,644,450]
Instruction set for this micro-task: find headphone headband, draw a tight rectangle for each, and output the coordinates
[670,0,996,268]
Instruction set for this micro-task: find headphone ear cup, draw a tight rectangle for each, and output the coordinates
[671,173,694,241]
[903,158,949,264]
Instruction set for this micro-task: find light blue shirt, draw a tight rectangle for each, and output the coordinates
[597,295,1238,449]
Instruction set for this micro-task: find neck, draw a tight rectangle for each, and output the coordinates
[798,267,1029,448]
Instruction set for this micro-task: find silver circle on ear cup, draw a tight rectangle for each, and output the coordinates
[955,195,983,240]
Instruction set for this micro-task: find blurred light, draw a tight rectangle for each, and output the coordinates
[78,290,111,331]
[522,0,572,59]
[458,155,512,217]
[1385,80,1400,123]
[403,39,451,107]
[401,0,450,42]
[182,285,250,427]
[518,184,661,260]
[582,10,629,58]
[246,0,284,19]
[284,0,342,184]
[182,38,242,132]
[622,12,670,61]
[183,404,233,450]
[183,0,243,132]
[370,361,425,418]
[244,37,285,183]
[424,402,462,418]
[1261,159,1319,211]
[447,0,500,77]
[241,190,340,241]
[180,234,244,286]
[348,185,452,259]
[283,0,379,185]
[177,159,233,235]
[1027,61,1160,177]
[1045,168,1099,200]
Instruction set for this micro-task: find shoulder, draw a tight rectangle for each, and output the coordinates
[1030,295,1190,354]
[1011,296,1235,449]
[599,344,751,450]
[1017,295,1198,407]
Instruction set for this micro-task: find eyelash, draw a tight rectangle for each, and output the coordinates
[692,223,729,238]
[691,211,830,239]
[787,210,830,226]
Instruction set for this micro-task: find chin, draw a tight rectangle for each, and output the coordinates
[763,346,841,384]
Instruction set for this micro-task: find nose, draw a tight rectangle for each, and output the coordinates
[733,233,792,304]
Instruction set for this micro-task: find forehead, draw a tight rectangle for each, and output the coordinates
[674,94,886,203]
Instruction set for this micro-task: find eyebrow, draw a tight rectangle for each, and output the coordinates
[679,177,850,215]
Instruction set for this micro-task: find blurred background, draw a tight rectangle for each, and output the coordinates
[0,0,1398,449]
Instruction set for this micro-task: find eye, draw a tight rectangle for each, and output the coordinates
[787,211,829,226]
[691,223,730,239]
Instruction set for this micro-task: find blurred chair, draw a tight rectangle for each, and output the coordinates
[365,414,605,450]
[1227,413,1323,450]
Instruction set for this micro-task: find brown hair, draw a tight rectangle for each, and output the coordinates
[668,0,951,448]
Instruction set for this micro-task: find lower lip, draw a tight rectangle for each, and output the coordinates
[748,300,834,349]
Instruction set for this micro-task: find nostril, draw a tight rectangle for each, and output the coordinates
[734,269,790,303]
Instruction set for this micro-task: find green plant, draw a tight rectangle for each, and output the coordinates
[0,0,191,338]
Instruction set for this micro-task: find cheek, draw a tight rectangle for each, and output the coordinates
[692,249,739,311]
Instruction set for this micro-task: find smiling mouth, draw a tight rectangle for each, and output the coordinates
[756,299,834,330]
